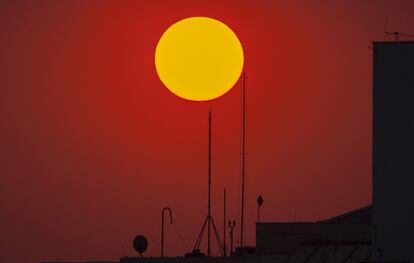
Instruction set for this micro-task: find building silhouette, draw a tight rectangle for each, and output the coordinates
[373,41,414,262]
[41,41,414,263]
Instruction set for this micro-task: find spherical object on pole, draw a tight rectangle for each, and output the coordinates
[257,195,264,223]
[257,195,264,207]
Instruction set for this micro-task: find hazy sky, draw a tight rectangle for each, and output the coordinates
[1,1,414,263]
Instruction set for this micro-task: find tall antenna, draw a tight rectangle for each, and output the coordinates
[240,72,247,248]
[208,109,212,255]
[384,2,389,41]
[382,7,414,41]
[384,14,388,40]
[384,17,414,41]
[223,188,227,258]
[384,15,401,41]
[193,110,224,257]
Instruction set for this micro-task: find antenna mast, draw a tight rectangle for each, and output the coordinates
[208,109,212,256]
[192,110,224,257]
[223,188,227,257]
[240,72,247,248]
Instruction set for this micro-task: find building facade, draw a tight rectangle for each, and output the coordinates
[373,41,414,262]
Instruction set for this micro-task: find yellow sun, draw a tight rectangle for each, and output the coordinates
[155,17,244,101]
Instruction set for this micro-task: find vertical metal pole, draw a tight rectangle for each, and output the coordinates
[162,212,164,257]
[230,225,234,253]
[223,189,227,258]
[161,207,172,257]
[208,110,212,257]
[257,195,263,223]
[240,72,246,248]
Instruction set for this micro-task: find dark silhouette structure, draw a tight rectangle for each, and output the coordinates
[44,206,374,263]
[133,235,148,257]
[257,195,263,223]
[228,220,236,254]
[240,72,247,248]
[256,206,372,258]
[223,189,227,258]
[41,41,414,263]
[161,207,173,257]
[192,111,224,257]
[373,41,414,262]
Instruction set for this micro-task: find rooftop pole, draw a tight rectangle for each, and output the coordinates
[208,109,212,256]
[240,72,246,248]
[223,188,227,257]
[192,110,224,257]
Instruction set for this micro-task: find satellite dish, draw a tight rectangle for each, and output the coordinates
[133,235,148,255]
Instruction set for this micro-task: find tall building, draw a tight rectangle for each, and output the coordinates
[373,41,414,262]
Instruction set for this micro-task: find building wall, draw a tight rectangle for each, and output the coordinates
[373,42,414,262]
[256,223,372,255]
[322,206,371,225]
[119,256,256,263]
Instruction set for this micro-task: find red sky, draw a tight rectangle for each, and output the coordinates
[1,1,414,263]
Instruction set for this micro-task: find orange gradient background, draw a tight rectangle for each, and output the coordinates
[1,1,414,263]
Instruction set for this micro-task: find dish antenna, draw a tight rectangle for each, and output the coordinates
[133,235,148,257]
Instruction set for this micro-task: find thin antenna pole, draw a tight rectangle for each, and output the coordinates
[240,72,246,248]
[223,189,227,258]
[208,109,212,257]
[161,207,172,257]
[384,2,389,41]
[193,109,224,257]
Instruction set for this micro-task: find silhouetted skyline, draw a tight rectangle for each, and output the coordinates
[1,1,414,263]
